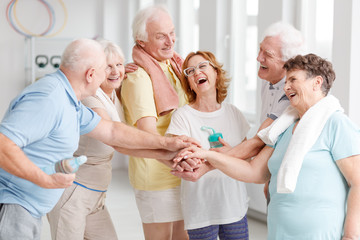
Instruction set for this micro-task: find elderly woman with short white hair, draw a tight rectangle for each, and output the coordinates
[178,54,360,240]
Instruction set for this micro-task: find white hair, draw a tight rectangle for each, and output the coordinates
[60,38,104,72]
[97,39,125,62]
[132,5,171,43]
[262,21,307,61]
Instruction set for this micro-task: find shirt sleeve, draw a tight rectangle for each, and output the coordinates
[328,112,360,161]
[166,108,190,136]
[121,68,157,126]
[79,104,101,135]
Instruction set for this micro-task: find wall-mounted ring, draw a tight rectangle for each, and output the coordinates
[50,55,61,68]
[35,55,49,68]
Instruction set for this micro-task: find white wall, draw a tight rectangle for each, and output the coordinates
[0,0,104,118]
[2,1,359,123]
[0,0,130,168]
[331,0,360,125]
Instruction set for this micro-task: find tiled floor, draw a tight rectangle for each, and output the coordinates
[41,168,267,239]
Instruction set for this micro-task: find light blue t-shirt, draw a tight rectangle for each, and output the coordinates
[267,111,360,240]
[0,70,101,218]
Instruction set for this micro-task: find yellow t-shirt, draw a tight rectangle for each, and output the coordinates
[121,60,187,191]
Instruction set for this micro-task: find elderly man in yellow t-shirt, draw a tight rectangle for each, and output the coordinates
[120,5,188,240]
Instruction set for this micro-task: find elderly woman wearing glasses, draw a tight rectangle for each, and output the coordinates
[166,51,250,239]
[178,54,360,240]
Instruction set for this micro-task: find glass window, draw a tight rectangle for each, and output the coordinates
[232,0,258,121]
[139,0,154,8]
[315,0,334,59]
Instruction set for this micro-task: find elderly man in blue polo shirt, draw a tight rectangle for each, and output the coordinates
[0,38,196,240]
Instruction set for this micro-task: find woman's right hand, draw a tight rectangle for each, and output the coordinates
[125,62,138,73]
[172,146,205,165]
[211,137,232,153]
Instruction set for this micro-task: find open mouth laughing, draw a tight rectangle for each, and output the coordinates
[196,77,208,84]
[260,64,268,70]
[108,76,120,82]
[287,92,296,99]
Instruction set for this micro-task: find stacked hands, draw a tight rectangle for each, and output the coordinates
[171,137,231,179]
[172,145,205,172]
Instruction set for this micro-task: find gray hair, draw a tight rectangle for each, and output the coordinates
[262,21,306,61]
[97,39,125,62]
[60,38,103,72]
[284,54,335,96]
[132,5,171,43]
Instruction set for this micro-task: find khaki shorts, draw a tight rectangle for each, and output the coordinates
[134,186,183,223]
[47,184,117,240]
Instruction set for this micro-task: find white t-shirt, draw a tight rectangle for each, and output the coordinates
[166,103,250,230]
[260,78,289,122]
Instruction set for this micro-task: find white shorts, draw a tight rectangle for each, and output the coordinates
[134,186,183,223]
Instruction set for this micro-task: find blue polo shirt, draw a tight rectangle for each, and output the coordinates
[0,70,101,218]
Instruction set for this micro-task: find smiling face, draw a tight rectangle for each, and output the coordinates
[100,54,125,96]
[257,36,286,84]
[186,55,217,97]
[284,69,323,116]
[138,11,175,62]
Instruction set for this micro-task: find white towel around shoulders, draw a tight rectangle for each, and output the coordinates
[257,94,344,193]
[257,105,299,145]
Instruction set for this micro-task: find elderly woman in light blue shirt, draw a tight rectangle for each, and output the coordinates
[178,54,360,240]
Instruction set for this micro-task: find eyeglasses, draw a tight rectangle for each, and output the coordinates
[183,60,215,77]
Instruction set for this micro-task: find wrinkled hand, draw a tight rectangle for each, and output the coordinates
[173,145,207,163]
[171,145,207,172]
[42,173,75,189]
[179,135,202,148]
[171,162,214,182]
[173,146,198,164]
[211,137,232,153]
[172,156,202,172]
[125,62,138,73]
[164,135,201,152]
[171,167,201,182]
